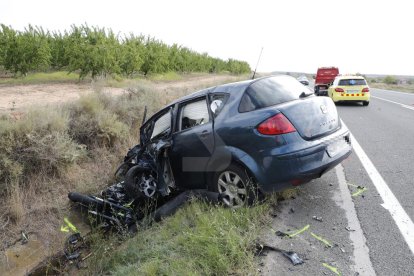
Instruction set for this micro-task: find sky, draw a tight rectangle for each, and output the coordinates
[1,0,413,76]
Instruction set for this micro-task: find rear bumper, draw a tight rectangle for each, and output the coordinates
[248,131,352,193]
[333,93,370,102]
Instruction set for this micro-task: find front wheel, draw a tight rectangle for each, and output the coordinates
[210,164,258,208]
[124,166,157,200]
[363,101,369,106]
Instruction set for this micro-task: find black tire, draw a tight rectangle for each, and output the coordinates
[363,101,369,106]
[124,166,147,200]
[210,163,259,208]
[68,192,104,209]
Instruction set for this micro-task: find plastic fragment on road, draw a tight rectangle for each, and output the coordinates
[352,186,367,197]
[347,183,367,197]
[312,215,323,222]
[287,224,310,238]
[60,217,79,233]
[345,226,355,232]
[322,262,341,275]
[282,251,304,265]
[255,244,304,266]
[311,232,333,248]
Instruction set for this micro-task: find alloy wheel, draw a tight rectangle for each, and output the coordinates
[217,171,247,208]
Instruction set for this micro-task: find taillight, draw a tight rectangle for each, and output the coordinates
[257,113,296,135]
[335,88,344,92]
[362,87,369,92]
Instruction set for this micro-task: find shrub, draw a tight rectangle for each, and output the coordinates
[68,93,129,147]
[0,109,86,193]
[383,75,398,85]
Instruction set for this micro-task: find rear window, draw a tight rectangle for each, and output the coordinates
[239,76,306,112]
[339,79,366,86]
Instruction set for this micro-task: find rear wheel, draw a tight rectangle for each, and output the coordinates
[210,164,258,208]
[363,101,369,106]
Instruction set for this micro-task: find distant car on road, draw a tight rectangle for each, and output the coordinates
[297,75,310,86]
[328,75,370,106]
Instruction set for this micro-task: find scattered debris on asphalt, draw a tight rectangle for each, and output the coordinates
[348,183,367,197]
[287,224,310,238]
[345,226,355,232]
[255,243,304,266]
[310,232,333,248]
[275,230,289,237]
[322,262,341,275]
[312,215,323,222]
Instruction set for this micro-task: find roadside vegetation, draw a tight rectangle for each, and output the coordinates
[0,72,275,274]
[0,24,250,79]
[368,75,414,93]
[85,200,271,275]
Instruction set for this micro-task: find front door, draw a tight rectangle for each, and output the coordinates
[170,97,214,189]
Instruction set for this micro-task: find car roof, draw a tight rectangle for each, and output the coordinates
[143,75,298,126]
[169,77,266,105]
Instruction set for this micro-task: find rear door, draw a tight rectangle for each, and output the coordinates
[170,97,214,188]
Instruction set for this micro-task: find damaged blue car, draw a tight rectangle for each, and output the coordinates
[118,75,352,208]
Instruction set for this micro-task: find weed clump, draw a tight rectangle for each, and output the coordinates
[0,109,86,192]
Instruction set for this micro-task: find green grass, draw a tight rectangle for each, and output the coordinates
[0,71,83,85]
[86,200,270,275]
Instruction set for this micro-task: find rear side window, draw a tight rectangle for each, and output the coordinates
[209,93,228,117]
[339,79,366,86]
[239,76,305,112]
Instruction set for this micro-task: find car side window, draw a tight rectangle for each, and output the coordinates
[209,93,228,118]
[150,109,172,140]
[180,98,210,131]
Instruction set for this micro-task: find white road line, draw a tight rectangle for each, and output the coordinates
[372,96,414,111]
[350,132,414,255]
[335,164,376,276]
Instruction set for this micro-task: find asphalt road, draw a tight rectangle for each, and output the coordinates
[339,88,414,275]
[262,88,414,276]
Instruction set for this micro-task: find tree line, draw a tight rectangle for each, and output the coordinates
[0,24,251,78]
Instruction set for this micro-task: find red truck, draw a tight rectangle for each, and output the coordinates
[314,67,339,96]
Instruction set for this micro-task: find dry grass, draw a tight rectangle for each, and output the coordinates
[0,73,248,256]
[369,82,414,93]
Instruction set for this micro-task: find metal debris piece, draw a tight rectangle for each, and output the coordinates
[21,231,29,244]
[345,226,355,232]
[282,251,304,265]
[64,233,84,261]
[255,244,304,266]
[312,216,323,222]
[275,230,289,237]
